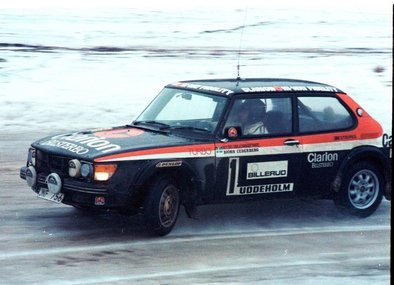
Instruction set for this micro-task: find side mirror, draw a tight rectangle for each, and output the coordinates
[223,126,242,139]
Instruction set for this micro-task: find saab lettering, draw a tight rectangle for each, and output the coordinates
[51,133,121,153]
[382,133,392,147]
[247,161,288,180]
[237,183,294,195]
[308,152,338,168]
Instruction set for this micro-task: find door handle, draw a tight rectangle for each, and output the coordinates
[284,139,300,146]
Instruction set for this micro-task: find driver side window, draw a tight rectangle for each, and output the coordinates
[224,97,292,137]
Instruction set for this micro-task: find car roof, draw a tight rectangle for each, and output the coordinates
[167,78,343,96]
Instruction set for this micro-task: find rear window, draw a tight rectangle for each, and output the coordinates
[297,96,355,133]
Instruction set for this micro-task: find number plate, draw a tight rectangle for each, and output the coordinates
[37,188,64,203]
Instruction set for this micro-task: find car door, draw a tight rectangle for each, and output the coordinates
[214,95,303,201]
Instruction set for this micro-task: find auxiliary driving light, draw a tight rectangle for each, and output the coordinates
[25,166,37,187]
[46,173,62,194]
[68,159,82,178]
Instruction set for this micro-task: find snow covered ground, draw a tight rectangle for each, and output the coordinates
[0,3,392,134]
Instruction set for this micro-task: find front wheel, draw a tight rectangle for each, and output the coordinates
[144,176,180,236]
[334,162,383,217]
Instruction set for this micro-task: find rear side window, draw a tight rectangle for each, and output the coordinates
[297,96,355,133]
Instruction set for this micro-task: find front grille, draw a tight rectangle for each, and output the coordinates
[36,150,70,176]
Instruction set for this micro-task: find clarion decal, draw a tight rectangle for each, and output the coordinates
[382,133,392,147]
[307,152,338,168]
[48,133,121,154]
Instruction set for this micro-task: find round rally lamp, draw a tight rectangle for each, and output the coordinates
[46,173,62,194]
[68,159,82,178]
[25,166,37,187]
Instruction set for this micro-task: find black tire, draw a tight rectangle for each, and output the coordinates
[334,162,383,217]
[144,176,180,236]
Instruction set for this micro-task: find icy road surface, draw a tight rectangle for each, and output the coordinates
[0,133,390,284]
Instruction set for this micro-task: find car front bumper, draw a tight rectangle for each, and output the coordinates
[20,166,123,209]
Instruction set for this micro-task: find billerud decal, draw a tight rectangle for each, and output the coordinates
[247,161,288,180]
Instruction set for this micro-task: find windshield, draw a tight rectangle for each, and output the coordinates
[134,88,228,134]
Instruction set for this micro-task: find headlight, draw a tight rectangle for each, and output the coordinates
[94,164,118,181]
[81,163,93,179]
[68,159,82,178]
[27,148,36,166]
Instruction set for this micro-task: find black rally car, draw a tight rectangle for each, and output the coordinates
[20,78,392,235]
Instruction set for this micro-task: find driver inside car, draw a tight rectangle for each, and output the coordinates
[226,99,268,135]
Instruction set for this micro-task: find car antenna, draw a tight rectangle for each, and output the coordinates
[236,7,248,86]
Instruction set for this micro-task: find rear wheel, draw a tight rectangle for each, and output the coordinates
[144,176,180,236]
[334,162,383,217]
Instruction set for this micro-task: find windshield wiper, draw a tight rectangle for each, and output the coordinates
[133,120,170,130]
[170,126,211,133]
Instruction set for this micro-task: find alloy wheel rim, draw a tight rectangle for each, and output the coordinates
[159,185,179,228]
[348,169,379,209]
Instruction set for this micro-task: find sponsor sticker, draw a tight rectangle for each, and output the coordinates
[216,142,260,156]
[156,161,182,168]
[334,135,356,141]
[307,152,338,168]
[44,133,121,154]
[229,183,294,196]
[226,158,293,196]
[247,161,288,180]
[241,85,339,93]
[173,82,234,95]
[228,127,238,138]
[95,196,106,206]
[382,133,392,147]
[189,147,212,156]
